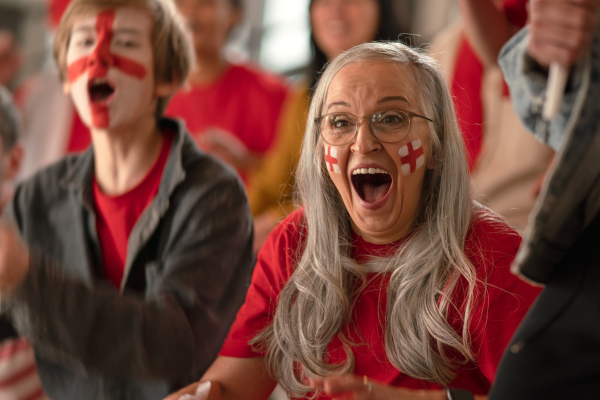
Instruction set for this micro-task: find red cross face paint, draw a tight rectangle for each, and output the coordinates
[64,7,154,131]
[399,139,425,176]
[325,146,342,174]
[323,61,431,244]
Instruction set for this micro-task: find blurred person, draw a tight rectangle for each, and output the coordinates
[488,0,600,398]
[0,1,254,399]
[0,86,46,400]
[167,0,307,253]
[0,30,21,89]
[429,0,555,234]
[14,0,92,181]
[166,42,540,400]
[308,0,408,89]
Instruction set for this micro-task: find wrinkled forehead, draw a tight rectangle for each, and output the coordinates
[325,61,422,112]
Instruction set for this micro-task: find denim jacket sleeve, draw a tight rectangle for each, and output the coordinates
[6,148,254,384]
[498,27,590,152]
[498,25,600,283]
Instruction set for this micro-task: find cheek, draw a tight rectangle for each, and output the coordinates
[398,139,426,177]
[324,145,342,175]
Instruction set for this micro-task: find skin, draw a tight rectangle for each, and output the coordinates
[310,0,380,60]
[324,61,432,244]
[527,0,600,69]
[457,0,512,68]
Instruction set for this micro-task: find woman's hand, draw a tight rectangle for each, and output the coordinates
[308,375,448,400]
[163,381,200,400]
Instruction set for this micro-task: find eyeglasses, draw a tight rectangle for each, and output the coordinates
[315,110,433,146]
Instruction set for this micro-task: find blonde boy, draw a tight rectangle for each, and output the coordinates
[0,1,253,399]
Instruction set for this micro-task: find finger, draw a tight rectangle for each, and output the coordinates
[530,0,599,30]
[528,33,590,66]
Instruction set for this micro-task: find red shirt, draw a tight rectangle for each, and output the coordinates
[93,131,173,288]
[220,208,541,397]
[165,64,289,183]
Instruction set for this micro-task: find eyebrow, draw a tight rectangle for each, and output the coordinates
[72,26,95,34]
[113,28,143,36]
[326,101,350,111]
[377,96,411,107]
[326,96,411,111]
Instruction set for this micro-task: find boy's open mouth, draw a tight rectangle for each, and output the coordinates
[351,168,392,203]
[88,78,116,104]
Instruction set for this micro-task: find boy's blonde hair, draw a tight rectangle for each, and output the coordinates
[53,0,193,117]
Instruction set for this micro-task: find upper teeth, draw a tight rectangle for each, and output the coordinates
[352,168,387,175]
[92,78,108,85]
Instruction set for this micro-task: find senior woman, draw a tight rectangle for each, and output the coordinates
[166,42,540,400]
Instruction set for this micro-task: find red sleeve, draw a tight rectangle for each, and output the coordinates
[464,211,542,384]
[219,210,304,357]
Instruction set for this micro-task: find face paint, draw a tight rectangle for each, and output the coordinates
[325,145,342,175]
[399,139,425,176]
[66,10,148,128]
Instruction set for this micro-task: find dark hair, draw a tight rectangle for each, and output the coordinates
[0,86,20,151]
[308,0,410,89]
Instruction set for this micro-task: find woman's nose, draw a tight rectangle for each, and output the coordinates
[350,119,380,154]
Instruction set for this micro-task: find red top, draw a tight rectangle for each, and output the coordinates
[165,64,289,183]
[93,131,173,288]
[220,208,541,397]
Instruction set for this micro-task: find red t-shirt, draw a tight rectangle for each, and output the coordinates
[165,64,289,183]
[66,112,91,154]
[93,131,173,288]
[220,208,541,397]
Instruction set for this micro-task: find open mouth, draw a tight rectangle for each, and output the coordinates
[88,78,116,104]
[351,167,392,203]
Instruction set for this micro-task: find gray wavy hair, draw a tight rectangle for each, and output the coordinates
[252,41,474,396]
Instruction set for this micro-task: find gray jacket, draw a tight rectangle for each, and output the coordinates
[499,24,600,283]
[4,118,254,399]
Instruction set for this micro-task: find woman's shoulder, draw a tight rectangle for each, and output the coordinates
[264,208,306,248]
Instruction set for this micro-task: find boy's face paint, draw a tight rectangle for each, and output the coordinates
[64,7,156,130]
[398,139,425,176]
[325,145,342,175]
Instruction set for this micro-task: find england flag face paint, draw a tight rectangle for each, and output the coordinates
[325,145,342,175]
[399,139,425,176]
[64,7,155,130]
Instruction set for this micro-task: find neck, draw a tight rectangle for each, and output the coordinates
[91,113,163,195]
[189,51,229,85]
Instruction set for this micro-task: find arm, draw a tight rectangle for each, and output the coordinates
[164,357,276,400]
[458,0,514,67]
[2,163,254,380]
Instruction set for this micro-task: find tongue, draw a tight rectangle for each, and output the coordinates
[362,182,389,203]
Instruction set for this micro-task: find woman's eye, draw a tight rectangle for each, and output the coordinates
[380,113,407,125]
[332,119,351,129]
